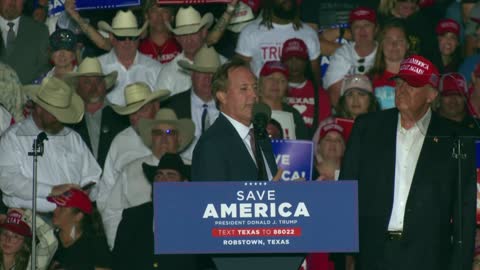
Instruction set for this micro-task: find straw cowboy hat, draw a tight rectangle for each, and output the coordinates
[111,82,170,115]
[23,77,84,124]
[138,109,195,152]
[64,57,118,90]
[98,10,148,37]
[178,46,221,73]
[227,2,255,33]
[166,6,214,35]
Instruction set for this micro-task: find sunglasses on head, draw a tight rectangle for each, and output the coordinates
[113,34,139,41]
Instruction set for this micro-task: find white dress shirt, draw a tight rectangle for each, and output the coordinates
[222,113,273,180]
[180,91,218,164]
[102,154,158,249]
[0,16,20,48]
[0,117,101,212]
[388,109,431,231]
[98,50,164,106]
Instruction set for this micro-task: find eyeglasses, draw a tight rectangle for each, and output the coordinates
[357,58,365,73]
[113,34,139,41]
[151,129,178,137]
[0,231,24,243]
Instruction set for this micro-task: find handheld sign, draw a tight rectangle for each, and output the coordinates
[154,181,358,254]
[49,0,141,15]
[271,140,313,181]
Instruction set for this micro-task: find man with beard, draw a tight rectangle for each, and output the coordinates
[65,57,130,169]
[0,77,101,213]
[235,0,321,85]
[0,0,49,84]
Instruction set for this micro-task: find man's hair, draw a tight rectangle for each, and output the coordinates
[260,0,302,30]
[211,57,251,104]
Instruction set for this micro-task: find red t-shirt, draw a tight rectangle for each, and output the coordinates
[372,70,396,90]
[286,80,332,128]
[139,37,182,64]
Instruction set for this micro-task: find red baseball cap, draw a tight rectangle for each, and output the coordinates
[47,188,93,214]
[319,123,345,142]
[0,210,32,237]
[394,55,439,88]
[281,38,308,62]
[260,61,289,78]
[439,73,467,96]
[435,18,460,37]
[349,7,376,25]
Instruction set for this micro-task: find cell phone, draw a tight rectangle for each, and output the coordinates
[81,182,96,191]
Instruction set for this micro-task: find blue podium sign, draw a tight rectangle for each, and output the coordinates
[271,140,314,181]
[154,181,358,254]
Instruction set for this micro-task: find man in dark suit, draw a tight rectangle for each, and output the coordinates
[340,55,477,270]
[0,0,49,84]
[163,45,221,164]
[65,57,129,168]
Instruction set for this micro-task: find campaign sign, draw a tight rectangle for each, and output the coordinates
[154,181,358,254]
[49,0,141,15]
[271,140,313,181]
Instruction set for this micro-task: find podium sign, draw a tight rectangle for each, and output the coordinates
[154,181,358,254]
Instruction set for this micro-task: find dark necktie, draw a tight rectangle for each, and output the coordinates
[6,22,15,55]
[249,129,268,181]
[201,104,210,133]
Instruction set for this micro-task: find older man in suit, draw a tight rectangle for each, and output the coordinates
[340,55,477,270]
[0,0,49,84]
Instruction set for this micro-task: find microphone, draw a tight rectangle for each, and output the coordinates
[36,132,48,146]
[252,102,271,140]
[28,132,48,157]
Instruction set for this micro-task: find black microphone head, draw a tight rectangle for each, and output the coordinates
[252,102,271,123]
[37,132,48,142]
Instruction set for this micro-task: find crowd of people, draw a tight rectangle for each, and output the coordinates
[0,0,477,269]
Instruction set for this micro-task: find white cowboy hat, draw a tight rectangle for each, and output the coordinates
[111,82,170,115]
[64,57,118,90]
[166,6,214,36]
[138,109,195,152]
[178,46,221,73]
[23,77,84,124]
[227,2,255,33]
[98,10,148,37]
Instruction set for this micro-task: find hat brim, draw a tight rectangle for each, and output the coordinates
[63,71,118,91]
[390,74,431,88]
[138,118,195,152]
[166,13,214,36]
[0,223,32,237]
[98,21,148,37]
[342,87,372,96]
[142,162,157,183]
[177,60,218,73]
[111,89,171,115]
[227,20,253,33]
[24,85,85,124]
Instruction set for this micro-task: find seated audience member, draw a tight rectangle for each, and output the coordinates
[101,109,194,248]
[65,57,129,168]
[281,38,332,135]
[0,62,24,123]
[48,189,111,270]
[0,77,101,212]
[368,19,410,110]
[336,74,379,120]
[0,208,57,270]
[97,82,169,248]
[259,61,309,139]
[438,73,478,131]
[432,18,462,74]
[323,7,378,106]
[113,153,206,270]
[314,123,346,180]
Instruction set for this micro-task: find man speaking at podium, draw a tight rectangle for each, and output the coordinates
[340,55,477,270]
[192,59,304,270]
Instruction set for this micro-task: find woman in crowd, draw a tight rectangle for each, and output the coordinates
[432,18,463,74]
[0,208,57,270]
[258,61,309,140]
[368,19,410,110]
[314,123,346,181]
[48,189,111,270]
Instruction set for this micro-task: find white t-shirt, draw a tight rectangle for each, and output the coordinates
[235,19,321,76]
[323,42,377,89]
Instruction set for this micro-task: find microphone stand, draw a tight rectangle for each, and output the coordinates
[27,133,46,270]
[452,136,467,270]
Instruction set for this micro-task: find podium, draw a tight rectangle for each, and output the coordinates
[153,181,358,270]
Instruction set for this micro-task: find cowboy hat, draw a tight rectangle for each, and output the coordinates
[142,153,190,182]
[111,82,170,115]
[166,6,214,36]
[23,77,84,124]
[98,10,148,37]
[178,46,221,73]
[138,109,195,152]
[227,2,255,33]
[64,57,118,90]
